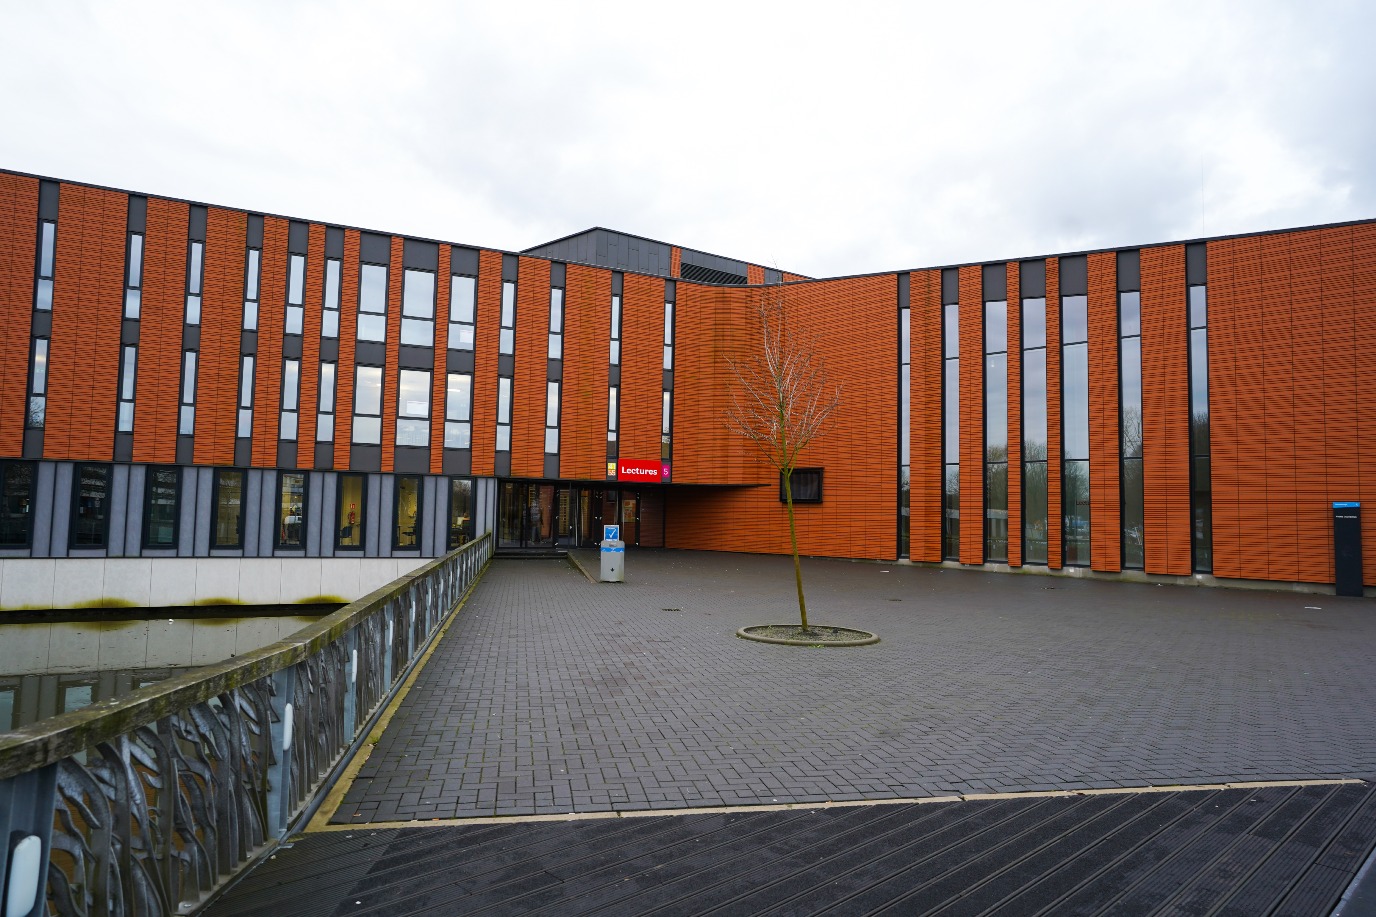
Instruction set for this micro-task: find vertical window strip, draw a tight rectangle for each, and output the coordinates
[244,248,261,330]
[609,292,622,365]
[179,351,197,436]
[1021,297,1049,565]
[662,293,675,461]
[499,280,516,355]
[899,297,911,558]
[448,273,476,351]
[236,355,255,438]
[548,287,564,360]
[280,358,300,441]
[401,269,436,346]
[351,365,383,444]
[34,220,55,311]
[117,344,137,433]
[496,376,512,451]
[180,236,203,439]
[1120,290,1144,568]
[942,299,960,560]
[396,369,431,447]
[1062,294,1091,566]
[27,338,48,429]
[357,263,388,342]
[185,240,204,324]
[1188,284,1212,572]
[607,385,619,442]
[322,258,341,338]
[285,253,306,336]
[444,373,472,449]
[316,362,336,442]
[984,298,1009,563]
[124,232,143,319]
[545,381,561,455]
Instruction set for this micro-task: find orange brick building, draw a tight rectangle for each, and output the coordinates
[0,169,1373,602]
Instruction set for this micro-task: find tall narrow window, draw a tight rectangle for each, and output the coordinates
[1189,282,1212,572]
[661,392,672,452]
[322,258,341,338]
[71,464,111,548]
[280,358,300,441]
[123,233,143,319]
[352,365,383,444]
[662,290,676,461]
[117,345,137,433]
[243,248,261,330]
[499,281,516,355]
[496,377,512,451]
[213,469,244,549]
[544,381,561,455]
[942,297,960,560]
[185,240,204,324]
[316,362,336,442]
[1021,295,1049,565]
[236,355,255,438]
[1062,293,1091,566]
[394,476,421,550]
[357,263,388,342]
[1120,289,1144,568]
[277,472,306,549]
[27,338,47,429]
[447,478,473,549]
[179,351,197,436]
[663,300,675,371]
[0,463,35,548]
[285,253,305,335]
[401,269,435,346]
[607,385,619,444]
[143,467,179,549]
[336,473,365,550]
[445,373,472,449]
[34,220,55,311]
[548,287,564,360]
[397,369,430,447]
[449,274,476,351]
[609,292,622,365]
[984,297,1008,562]
[899,285,911,558]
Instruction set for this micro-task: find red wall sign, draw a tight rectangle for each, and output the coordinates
[617,460,667,482]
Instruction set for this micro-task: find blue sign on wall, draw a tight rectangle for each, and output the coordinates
[603,524,620,541]
[1334,502,1361,508]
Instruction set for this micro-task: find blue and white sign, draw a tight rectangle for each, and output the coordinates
[603,524,620,541]
[1334,502,1360,508]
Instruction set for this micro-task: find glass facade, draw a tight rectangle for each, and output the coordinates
[0,463,33,547]
[898,285,910,558]
[337,474,365,550]
[144,467,179,548]
[1062,294,1090,566]
[1021,296,1048,564]
[71,464,111,548]
[447,478,474,549]
[984,297,1008,562]
[1120,290,1144,568]
[213,469,243,548]
[277,472,306,549]
[1189,283,1212,572]
[942,299,959,559]
[394,476,421,549]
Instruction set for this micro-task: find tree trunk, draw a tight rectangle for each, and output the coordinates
[783,468,810,632]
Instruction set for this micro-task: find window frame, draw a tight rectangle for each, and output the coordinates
[316,361,337,443]
[446,476,475,550]
[351,364,384,445]
[335,472,368,552]
[123,231,144,319]
[448,272,477,351]
[184,239,204,325]
[392,474,424,552]
[444,372,473,450]
[141,465,181,550]
[34,219,55,312]
[357,261,389,342]
[69,462,113,550]
[275,470,308,551]
[0,461,36,549]
[285,252,306,336]
[396,368,431,447]
[279,358,301,442]
[779,468,824,505]
[211,468,245,550]
[401,268,436,347]
[322,257,342,339]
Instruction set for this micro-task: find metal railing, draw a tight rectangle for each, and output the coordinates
[0,533,493,917]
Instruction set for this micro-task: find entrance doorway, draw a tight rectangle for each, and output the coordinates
[496,481,659,549]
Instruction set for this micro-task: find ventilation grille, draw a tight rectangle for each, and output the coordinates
[680,263,747,285]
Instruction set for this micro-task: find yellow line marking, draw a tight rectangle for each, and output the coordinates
[309,778,1363,831]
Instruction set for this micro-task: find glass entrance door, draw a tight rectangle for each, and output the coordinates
[619,492,639,545]
[498,482,556,548]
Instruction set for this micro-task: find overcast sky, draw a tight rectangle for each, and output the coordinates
[3,1,1373,278]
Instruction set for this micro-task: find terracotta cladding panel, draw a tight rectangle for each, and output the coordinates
[511,257,551,478]
[747,264,765,285]
[332,230,360,469]
[670,247,681,278]
[0,175,38,456]
[429,246,451,475]
[251,217,288,466]
[380,237,403,472]
[1139,244,1190,575]
[1087,252,1120,571]
[668,274,898,560]
[1353,223,1376,582]
[470,250,503,476]
[639,491,664,547]
[1289,236,1330,583]
[132,198,189,464]
[620,273,664,464]
[193,207,246,465]
[910,270,943,562]
[1005,262,1022,567]
[1260,233,1299,581]
[958,266,983,564]
[46,184,125,461]
[560,265,612,480]
[1045,260,1062,568]
[296,224,326,467]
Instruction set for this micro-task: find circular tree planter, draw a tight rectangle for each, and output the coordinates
[736,624,879,647]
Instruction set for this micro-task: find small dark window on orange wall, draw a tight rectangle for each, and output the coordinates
[780,469,823,504]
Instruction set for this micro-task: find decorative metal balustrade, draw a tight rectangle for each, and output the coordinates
[0,533,493,917]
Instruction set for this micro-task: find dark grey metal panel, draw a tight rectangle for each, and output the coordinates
[611,272,623,296]
[282,336,302,359]
[360,232,390,264]
[1021,260,1046,298]
[548,360,562,382]
[114,433,133,464]
[319,471,336,557]
[117,464,137,556]
[287,221,309,254]
[398,346,432,370]
[39,180,59,220]
[350,445,381,472]
[243,468,261,557]
[543,455,560,479]
[277,441,297,469]
[247,214,264,248]
[189,205,207,241]
[941,268,959,304]
[495,452,510,478]
[1117,250,1141,291]
[234,439,251,468]
[394,447,428,474]
[662,369,673,390]
[1187,243,1207,285]
[176,436,194,467]
[181,324,199,351]
[608,364,620,387]
[126,195,146,233]
[32,461,55,556]
[665,279,676,302]
[179,468,198,556]
[49,463,71,557]
[680,247,747,282]
[898,273,910,309]
[982,263,1007,301]
[443,450,471,476]
[315,441,334,470]
[22,428,42,460]
[194,468,212,555]
[121,319,140,344]
[355,341,385,366]
[240,329,256,354]
[366,474,382,557]
[764,268,781,285]
[326,226,345,258]
[550,262,566,287]
[307,471,323,556]
[258,469,274,556]
[1059,255,1088,296]
[448,350,474,374]
[452,247,479,275]
[320,337,339,363]
[30,311,51,337]
[403,239,438,271]
[498,354,514,377]
[502,254,518,282]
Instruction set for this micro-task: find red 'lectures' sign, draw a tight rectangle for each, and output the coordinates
[617,460,667,482]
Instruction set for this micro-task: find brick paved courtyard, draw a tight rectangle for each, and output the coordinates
[333,552,1376,822]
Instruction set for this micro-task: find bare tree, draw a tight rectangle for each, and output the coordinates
[726,288,842,633]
